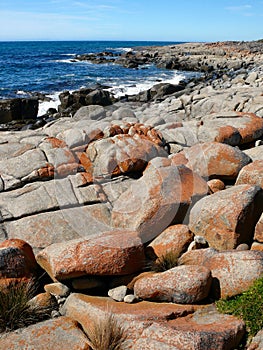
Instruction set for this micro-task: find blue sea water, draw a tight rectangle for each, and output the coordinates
[0,41,191,114]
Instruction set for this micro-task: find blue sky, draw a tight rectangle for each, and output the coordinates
[1,0,263,41]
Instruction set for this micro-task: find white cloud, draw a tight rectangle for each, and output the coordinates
[225,5,252,11]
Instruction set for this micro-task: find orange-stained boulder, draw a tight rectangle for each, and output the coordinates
[179,249,263,298]
[87,133,168,179]
[147,224,193,258]
[236,160,263,188]
[0,239,38,288]
[198,111,263,146]
[133,265,212,304]
[111,158,209,243]
[182,142,251,180]
[189,184,263,250]
[207,178,225,193]
[36,230,145,281]
[0,317,90,350]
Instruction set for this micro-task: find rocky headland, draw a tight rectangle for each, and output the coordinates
[0,40,263,349]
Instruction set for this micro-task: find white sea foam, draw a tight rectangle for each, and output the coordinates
[38,92,61,117]
[107,70,185,98]
[38,71,186,116]
[16,90,28,95]
[54,59,76,64]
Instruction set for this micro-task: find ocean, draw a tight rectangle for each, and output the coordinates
[0,41,192,116]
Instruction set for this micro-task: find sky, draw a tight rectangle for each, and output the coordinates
[0,0,263,42]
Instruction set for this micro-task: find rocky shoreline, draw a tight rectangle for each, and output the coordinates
[0,40,263,349]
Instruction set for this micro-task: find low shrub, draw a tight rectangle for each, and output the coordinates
[216,276,263,340]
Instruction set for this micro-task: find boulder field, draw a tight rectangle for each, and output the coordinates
[0,41,263,349]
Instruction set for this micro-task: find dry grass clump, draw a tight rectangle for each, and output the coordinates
[0,280,52,333]
[151,250,179,272]
[85,313,128,350]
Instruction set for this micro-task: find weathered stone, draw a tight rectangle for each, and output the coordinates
[124,294,138,304]
[87,133,168,178]
[207,178,225,193]
[36,230,145,280]
[108,285,128,302]
[0,239,38,288]
[112,158,209,243]
[0,148,48,190]
[61,293,196,334]
[247,329,263,350]
[255,212,263,243]
[182,142,251,180]
[134,265,212,303]
[236,160,263,188]
[251,242,263,252]
[198,112,263,145]
[244,145,263,161]
[189,185,263,250]
[73,104,106,121]
[44,282,71,297]
[0,317,89,350]
[179,249,263,298]
[28,292,58,311]
[5,204,111,252]
[147,224,193,258]
[133,306,245,350]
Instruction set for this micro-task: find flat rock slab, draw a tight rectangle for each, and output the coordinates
[61,293,196,346]
[62,294,244,350]
[36,230,145,280]
[0,317,89,350]
[133,265,212,304]
[133,306,245,350]
[189,184,263,250]
[5,203,111,253]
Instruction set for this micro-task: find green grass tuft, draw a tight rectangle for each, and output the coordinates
[0,280,52,333]
[151,250,179,272]
[216,276,263,339]
[85,313,128,350]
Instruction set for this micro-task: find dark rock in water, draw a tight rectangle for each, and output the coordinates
[0,98,38,123]
[33,118,46,129]
[85,89,113,106]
